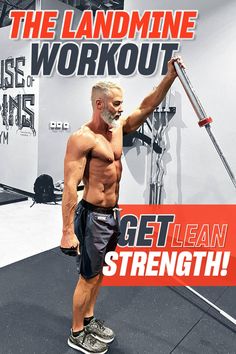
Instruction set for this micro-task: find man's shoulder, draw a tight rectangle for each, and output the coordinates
[71,125,96,142]
[67,126,96,152]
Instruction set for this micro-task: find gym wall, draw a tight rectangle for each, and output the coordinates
[0,25,39,192]
[38,0,89,181]
[119,0,236,204]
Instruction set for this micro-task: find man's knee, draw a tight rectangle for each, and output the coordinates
[81,274,101,288]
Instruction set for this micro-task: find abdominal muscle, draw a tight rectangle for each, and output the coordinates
[82,156,122,207]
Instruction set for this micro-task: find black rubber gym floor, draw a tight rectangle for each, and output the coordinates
[0,191,28,205]
[0,248,235,354]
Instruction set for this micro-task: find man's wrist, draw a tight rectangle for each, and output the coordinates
[62,230,74,238]
[165,72,177,81]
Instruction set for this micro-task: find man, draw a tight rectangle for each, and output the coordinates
[60,57,183,354]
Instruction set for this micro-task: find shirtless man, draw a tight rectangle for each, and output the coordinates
[61,57,183,354]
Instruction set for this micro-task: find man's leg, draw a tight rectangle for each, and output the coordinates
[84,273,104,318]
[82,273,115,344]
[69,274,108,353]
[72,274,101,332]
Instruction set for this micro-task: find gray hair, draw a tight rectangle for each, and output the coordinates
[91,81,122,106]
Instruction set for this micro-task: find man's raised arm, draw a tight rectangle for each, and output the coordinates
[122,57,183,134]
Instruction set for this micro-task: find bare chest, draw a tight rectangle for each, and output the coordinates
[91,129,123,162]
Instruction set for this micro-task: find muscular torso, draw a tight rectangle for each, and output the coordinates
[82,124,123,207]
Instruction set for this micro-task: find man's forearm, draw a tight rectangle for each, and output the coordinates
[62,185,78,236]
[123,73,176,134]
[140,73,176,115]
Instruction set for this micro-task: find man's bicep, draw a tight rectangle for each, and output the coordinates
[64,156,86,187]
[122,107,149,134]
[64,135,88,187]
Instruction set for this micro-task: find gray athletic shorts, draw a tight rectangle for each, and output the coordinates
[74,199,121,279]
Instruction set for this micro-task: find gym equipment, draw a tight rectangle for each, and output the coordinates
[149,92,176,204]
[174,61,236,189]
[174,60,236,326]
[185,285,236,325]
[60,246,78,257]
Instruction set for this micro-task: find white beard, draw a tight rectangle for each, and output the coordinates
[101,109,119,128]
